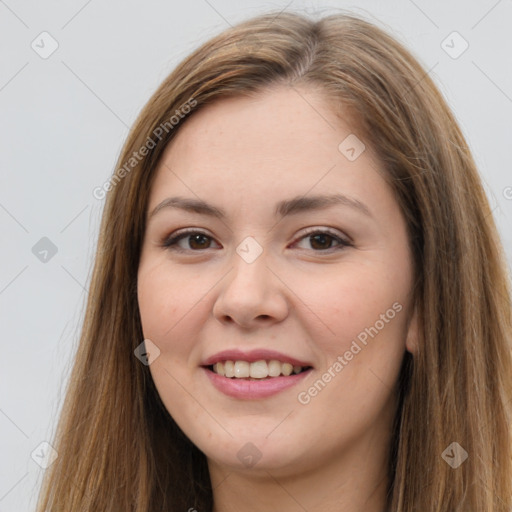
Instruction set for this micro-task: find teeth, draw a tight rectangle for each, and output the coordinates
[281,362,293,376]
[249,360,268,378]
[268,360,281,377]
[234,361,249,378]
[224,361,234,378]
[212,360,306,379]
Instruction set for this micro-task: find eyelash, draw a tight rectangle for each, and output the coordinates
[160,227,352,253]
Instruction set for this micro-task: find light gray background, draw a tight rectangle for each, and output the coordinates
[1,0,511,510]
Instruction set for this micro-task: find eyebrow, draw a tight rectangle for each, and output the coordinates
[149,193,373,220]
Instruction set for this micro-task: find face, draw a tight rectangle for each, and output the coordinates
[137,85,417,478]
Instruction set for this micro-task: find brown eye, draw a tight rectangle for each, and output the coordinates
[309,233,337,250]
[161,228,351,254]
[187,233,212,250]
[162,231,218,251]
[294,229,351,252]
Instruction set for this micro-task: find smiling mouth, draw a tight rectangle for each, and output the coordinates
[205,360,313,380]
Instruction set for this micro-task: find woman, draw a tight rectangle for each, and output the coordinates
[35,10,512,512]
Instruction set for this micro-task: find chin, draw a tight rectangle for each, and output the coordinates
[197,427,309,473]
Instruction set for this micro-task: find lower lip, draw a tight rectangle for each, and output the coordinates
[203,367,312,399]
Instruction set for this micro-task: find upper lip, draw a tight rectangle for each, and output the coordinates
[201,349,313,368]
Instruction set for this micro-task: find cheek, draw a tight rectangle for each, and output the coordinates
[137,262,208,429]
[299,258,411,416]
[293,264,409,439]
[306,262,408,349]
[137,259,205,342]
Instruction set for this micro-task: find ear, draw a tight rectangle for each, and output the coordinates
[405,305,419,355]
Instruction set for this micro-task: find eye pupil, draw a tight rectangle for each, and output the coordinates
[189,234,210,249]
[310,234,332,250]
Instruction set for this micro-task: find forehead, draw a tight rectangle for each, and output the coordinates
[160,86,362,164]
[148,86,388,219]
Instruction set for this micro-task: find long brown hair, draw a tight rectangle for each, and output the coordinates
[35,10,512,511]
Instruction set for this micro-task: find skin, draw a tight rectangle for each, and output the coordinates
[137,85,418,512]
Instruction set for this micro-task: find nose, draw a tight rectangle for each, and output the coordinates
[212,247,289,329]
